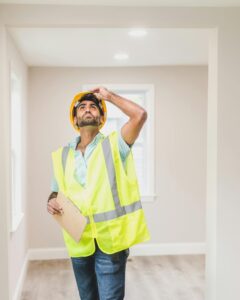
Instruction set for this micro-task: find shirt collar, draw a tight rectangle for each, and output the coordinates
[69,132,104,150]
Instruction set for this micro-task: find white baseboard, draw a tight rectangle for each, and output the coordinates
[28,247,69,260]
[28,243,205,261]
[130,242,206,256]
[13,252,29,300]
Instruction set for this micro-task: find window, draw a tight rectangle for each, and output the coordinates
[10,69,24,232]
[83,84,155,202]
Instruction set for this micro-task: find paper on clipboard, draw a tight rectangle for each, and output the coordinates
[52,192,87,243]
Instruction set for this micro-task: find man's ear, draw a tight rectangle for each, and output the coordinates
[73,116,78,127]
[100,115,104,125]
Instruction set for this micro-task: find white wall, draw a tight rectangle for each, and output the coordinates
[27,66,207,249]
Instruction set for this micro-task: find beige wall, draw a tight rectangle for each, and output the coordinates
[28,66,207,248]
[7,33,29,300]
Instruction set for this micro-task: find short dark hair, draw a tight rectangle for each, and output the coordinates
[80,93,99,103]
[73,93,104,117]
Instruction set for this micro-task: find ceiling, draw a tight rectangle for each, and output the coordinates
[1,0,240,6]
[9,27,209,67]
[5,0,229,67]
[4,0,238,67]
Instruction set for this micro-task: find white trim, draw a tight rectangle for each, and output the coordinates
[10,65,24,233]
[13,253,29,300]
[27,243,205,261]
[144,85,155,200]
[10,212,24,233]
[130,242,206,256]
[28,247,69,261]
[82,84,154,93]
[141,194,157,202]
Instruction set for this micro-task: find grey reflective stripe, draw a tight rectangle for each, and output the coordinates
[95,136,142,223]
[93,200,142,223]
[102,138,123,214]
[61,146,90,223]
[62,146,70,174]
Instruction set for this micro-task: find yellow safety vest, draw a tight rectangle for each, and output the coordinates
[52,131,150,257]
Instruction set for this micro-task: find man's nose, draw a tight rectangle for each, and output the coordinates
[84,105,91,112]
[84,107,91,114]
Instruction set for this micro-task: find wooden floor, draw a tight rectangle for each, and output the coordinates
[20,255,205,300]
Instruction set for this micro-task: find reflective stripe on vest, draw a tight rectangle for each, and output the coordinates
[62,137,142,223]
[62,146,70,174]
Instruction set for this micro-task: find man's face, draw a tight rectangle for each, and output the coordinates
[74,100,103,128]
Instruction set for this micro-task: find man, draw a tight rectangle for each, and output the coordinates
[47,86,150,300]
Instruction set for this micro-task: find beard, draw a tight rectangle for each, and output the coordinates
[76,113,101,128]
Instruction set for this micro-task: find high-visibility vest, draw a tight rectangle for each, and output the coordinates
[52,131,150,257]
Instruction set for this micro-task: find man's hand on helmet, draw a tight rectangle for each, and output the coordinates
[90,87,112,102]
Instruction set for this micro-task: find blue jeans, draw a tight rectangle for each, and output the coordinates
[71,241,129,300]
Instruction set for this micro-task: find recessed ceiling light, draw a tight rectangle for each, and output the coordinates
[128,29,147,37]
[114,53,129,60]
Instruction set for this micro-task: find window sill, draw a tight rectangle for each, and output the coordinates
[141,195,157,202]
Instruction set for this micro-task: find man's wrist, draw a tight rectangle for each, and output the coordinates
[106,90,117,103]
[48,192,58,202]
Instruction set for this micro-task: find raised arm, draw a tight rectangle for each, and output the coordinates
[90,87,147,145]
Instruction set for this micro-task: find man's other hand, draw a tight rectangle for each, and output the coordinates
[47,196,63,215]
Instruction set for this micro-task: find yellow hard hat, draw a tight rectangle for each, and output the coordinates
[69,91,107,132]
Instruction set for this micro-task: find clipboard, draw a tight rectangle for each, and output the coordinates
[52,192,87,243]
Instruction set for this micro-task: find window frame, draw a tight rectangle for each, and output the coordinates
[82,83,156,202]
[10,64,24,232]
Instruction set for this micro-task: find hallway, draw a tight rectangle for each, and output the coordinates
[20,255,205,300]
